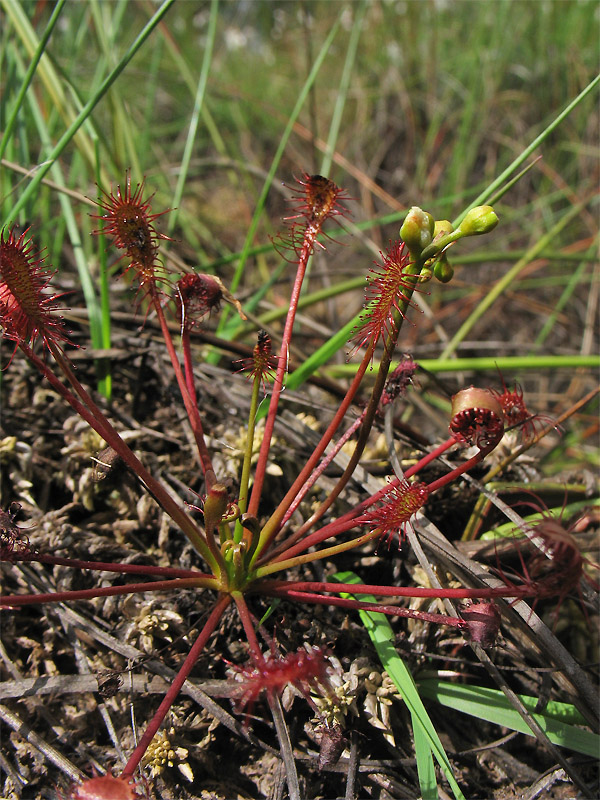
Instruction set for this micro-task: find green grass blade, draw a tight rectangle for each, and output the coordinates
[325,353,600,379]
[319,0,368,177]
[452,73,600,226]
[531,235,599,351]
[168,0,219,234]
[419,680,600,758]
[0,0,67,161]
[3,0,176,226]
[331,571,465,800]
[413,722,438,800]
[441,201,586,359]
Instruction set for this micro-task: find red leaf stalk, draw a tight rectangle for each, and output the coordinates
[13,340,217,571]
[247,176,349,520]
[0,576,216,609]
[121,593,231,778]
[95,178,215,483]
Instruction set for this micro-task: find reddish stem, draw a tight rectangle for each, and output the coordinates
[9,552,209,579]
[233,592,266,666]
[247,223,320,518]
[425,441,497,493]
[181,328,198,407]
[121,593,231,778]
[0,576,217,608]
[264,587,467,628]
[151,295,214,485]
[254,578,527,601]
[24,341,218,573]
[251,340,376,564]
[279,411,365,530]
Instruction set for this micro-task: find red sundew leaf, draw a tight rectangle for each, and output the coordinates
[235,329,279,391]
[352,241,422,356]
[0,226,72,356]
[68,774,146,799]
[231,646,332,713]
[284,173,351,227]
[364,479,430,546]
[490,371,552,442]
[93,174,171,302]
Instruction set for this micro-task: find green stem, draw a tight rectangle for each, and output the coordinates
[234,371,262,543]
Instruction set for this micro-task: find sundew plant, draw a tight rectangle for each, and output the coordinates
[1,3,598,799]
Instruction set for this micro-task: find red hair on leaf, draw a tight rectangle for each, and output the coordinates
[93,173,172,305]
[490,369,553,442]
[235,329,279,391]
[0,226,72,358]
[284,173,350,227]
[352,241,422,357]
[231,646,332,714]
[274,174,351,260]
[364,478,430,547]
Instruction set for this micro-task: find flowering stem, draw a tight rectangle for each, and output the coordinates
[233,369,263,543]
[121,592,231,778]
[289,267,424,539]
[280,409,365,530]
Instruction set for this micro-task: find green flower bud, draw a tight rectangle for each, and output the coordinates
[458,206,498,236]
[433,220,453,239]
[433,255,454,283]
[400,207,435,252]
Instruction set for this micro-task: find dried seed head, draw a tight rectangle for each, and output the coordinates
[449,387,504,448]
[365,479,429,546]
[380,356,418,407]
[176,272,223,330]
[0,226,70,354]
[460,601,501,647]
